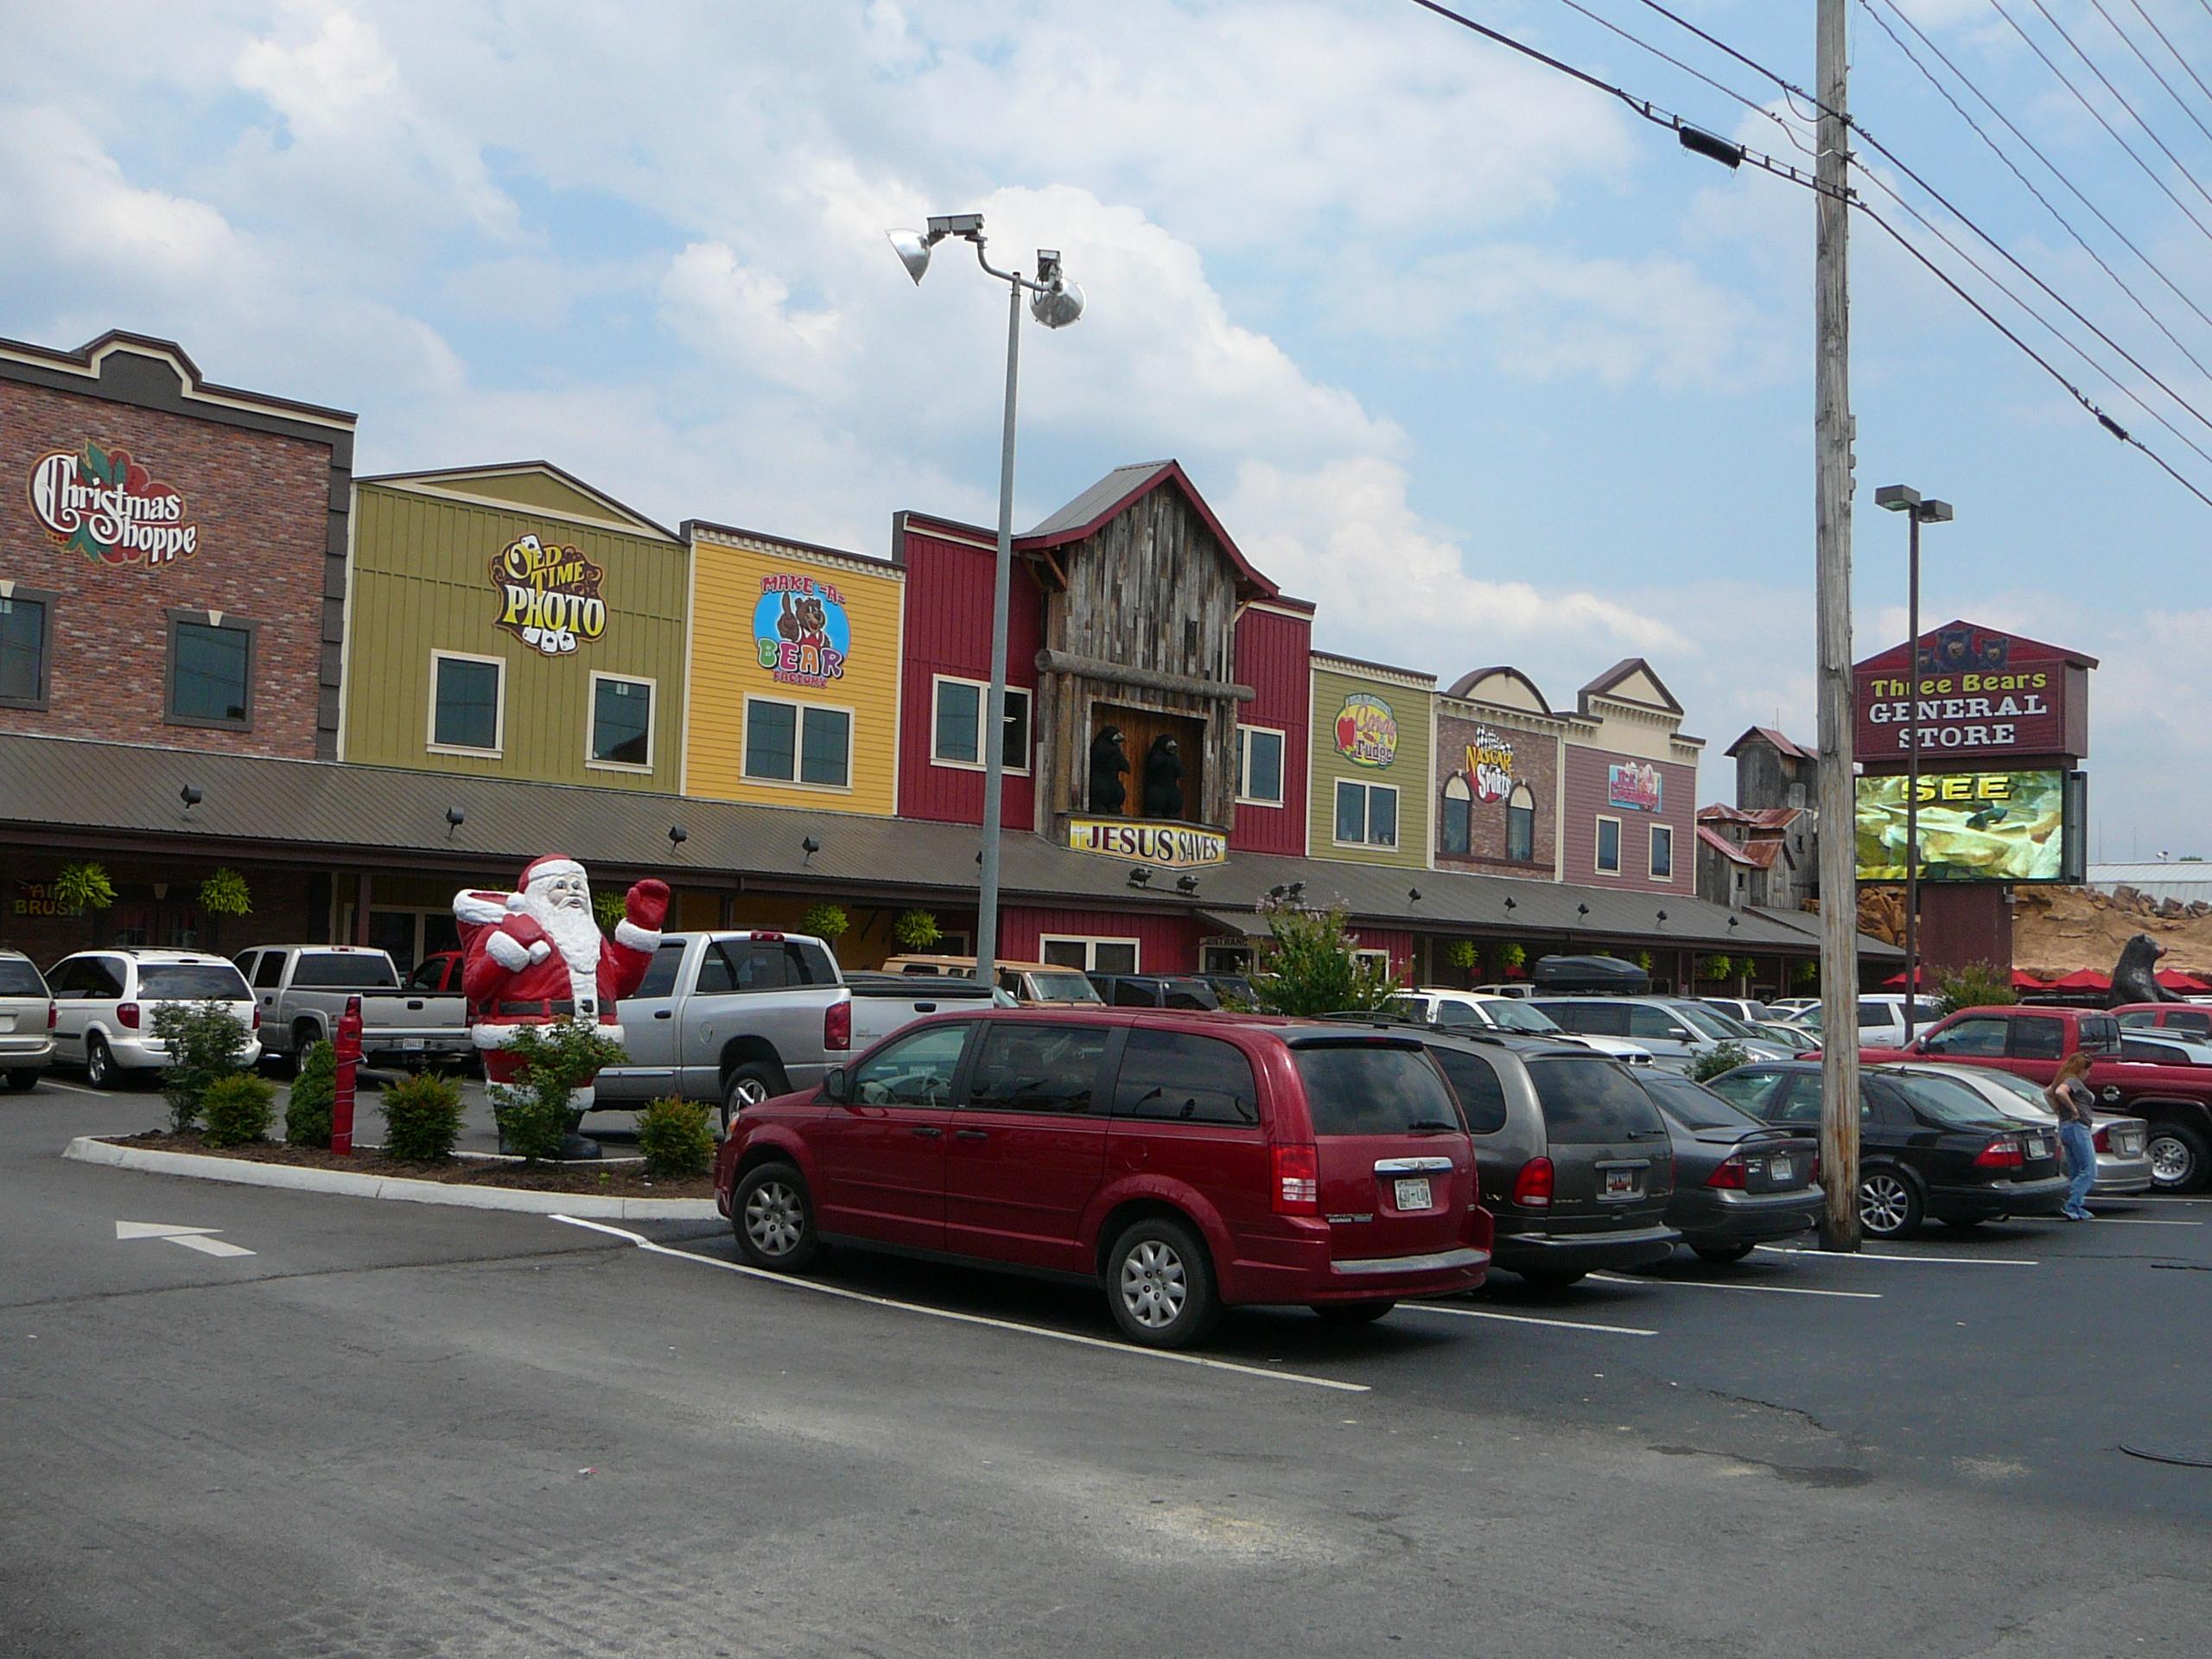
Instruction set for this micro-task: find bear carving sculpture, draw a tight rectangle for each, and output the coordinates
[1088,726,1131,815]
[1142,734,1185,819]
[2112,932,2187,1005]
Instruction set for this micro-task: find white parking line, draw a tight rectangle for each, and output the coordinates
[2114,1196,2211,1206]
[1404,1303,1657,1337]
[1756,1244,2038,1268]
[550,1216,1370,1394]
[1591,1272,1879,1301]
[33,1079,105,1097]
[2082,1217,2202,1227]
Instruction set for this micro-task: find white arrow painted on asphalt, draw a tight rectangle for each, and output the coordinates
[116,1220,256,1258]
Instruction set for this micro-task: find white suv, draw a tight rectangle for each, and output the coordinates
[0,950,54,1092]
[47,950,260,1088]
[1394,988,1656,1065]
[1857,995,1944,1050]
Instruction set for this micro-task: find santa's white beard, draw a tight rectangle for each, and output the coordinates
[518,885,604,1009]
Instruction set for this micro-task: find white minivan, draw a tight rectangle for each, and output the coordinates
[46,949,261,1087]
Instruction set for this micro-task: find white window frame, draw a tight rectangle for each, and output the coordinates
[1333,779,1401,849]
[1594,813,1624,877]
[1649,822,1675,882]
[1039,935,1141,974]
[929,673,1032,775]
[585,670,657,773]
[427,649,506,757]
[1236,723,1287,808]
[741,693,856,792]
[1351,947,1393,975]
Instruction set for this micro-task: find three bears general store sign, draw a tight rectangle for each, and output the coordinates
[28,442,197,565]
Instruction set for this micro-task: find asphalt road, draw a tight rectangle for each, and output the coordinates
[6,1071,2212,1657]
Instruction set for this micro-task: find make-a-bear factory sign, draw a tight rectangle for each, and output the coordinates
[492,534,607,657]
[1067,817,1230,868]
[753,573,850,689]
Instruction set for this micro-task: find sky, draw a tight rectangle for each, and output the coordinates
[2,0,2208,858]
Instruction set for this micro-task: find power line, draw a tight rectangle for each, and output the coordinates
[1987,0,2212,245]
[1548,0,1815,155]
[2126,0,2212,126]
[2029,0,2212,212]
[2091,0,2212,152]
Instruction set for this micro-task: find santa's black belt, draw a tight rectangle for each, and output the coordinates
[497,1000,577,1015]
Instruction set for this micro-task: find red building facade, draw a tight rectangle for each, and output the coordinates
[1558,660,1703,896]
[1227,600,1313,855]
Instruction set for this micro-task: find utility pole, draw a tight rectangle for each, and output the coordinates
[1815,0,1863,1251]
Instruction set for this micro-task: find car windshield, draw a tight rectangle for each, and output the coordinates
[1885,1071,2024,1130]
[137,964,251,1001]
[0,959,47,996]
[1294,1044,1465,1135]
[1480,999,1562,1035]
[1673,1003,1744,1040]
[1027,971,1103,1003]
[1639,1070,1765,1132]
[1526,1055,1671,1144]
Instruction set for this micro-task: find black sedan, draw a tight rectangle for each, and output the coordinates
[1634,1069,1823,1263]
[1704,1061,2070,1240]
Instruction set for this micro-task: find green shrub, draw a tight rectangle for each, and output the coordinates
[637,1096,715,1179]
[491,1018,630,1163]
[150,1001,252,1134]
[1248,899,1401,1017]
[201,1073,276,1147]
[381,1071,465,1163]
[286,1039,337,1148]
[1691,1041,1751,1084]
[1936,960,2018,1016]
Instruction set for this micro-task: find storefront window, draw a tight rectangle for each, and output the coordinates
[1596,815,1622,874]
[430,653,504,753]
[1236,727,1285,805]
[1336,780,1398,848]
[589,675,653,769]
[747,697,851,788]
[931,677,1030,772]
[0,591,53,709]
[1440,775,1471,855]
[1650,823,1674,879]
[1040,937,1140,974]
[168,614,255,728]
[1507,785,1535,861]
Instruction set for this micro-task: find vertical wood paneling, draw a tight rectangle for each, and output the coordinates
[1229,605,1311,855]
[1306,662,1433,871]
[895,528,1043,827]
[1561,747,1697,893]
[997,905,1199,974]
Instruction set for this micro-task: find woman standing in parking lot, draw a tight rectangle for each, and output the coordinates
[2046,1053,2098,1222]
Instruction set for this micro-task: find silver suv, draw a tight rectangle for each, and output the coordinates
[1529,996,1797,1073]
[47,950,260,1088]
[0,950,54,1091]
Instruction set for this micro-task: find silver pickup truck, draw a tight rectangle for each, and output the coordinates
[590,931,995,1128]
[235,944,472,1069]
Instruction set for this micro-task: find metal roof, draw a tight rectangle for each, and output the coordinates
[0,734,1892,956]
[1024,461,1175,538]
[2088,862,2212,904]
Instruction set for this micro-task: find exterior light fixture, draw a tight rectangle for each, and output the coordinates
[1287,881,1306,902]
[802,836,821,861]
[1408,887,1421,903]
[1728,916,1741,930]
[179,785,202,810]
[1578,903,1591,918]
[1177,874,1200,894]
[1267,884,1287,899]
[669,825,689,849]
[1876,483,1954,1041]
[1504,896,1517,911]
[1656,910,1669,925]
[1128,867,1153,887]
[444,806,466,836]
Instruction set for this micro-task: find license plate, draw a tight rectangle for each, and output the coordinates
[1769,1155,1794,1183]
[2027,1136,2050,1159]
[2119,1134,2140,1155]
[1393,1178,1433,1211]
[1605,1168,1637,1198]
[402,1039,423,1051]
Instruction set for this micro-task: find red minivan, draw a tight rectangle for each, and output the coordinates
[713,1009,1494,1347]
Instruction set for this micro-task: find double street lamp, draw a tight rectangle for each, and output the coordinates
[888,214,1084,988]
[1874,484,1955,1040]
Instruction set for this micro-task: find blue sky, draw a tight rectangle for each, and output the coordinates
[2,1,2206,855]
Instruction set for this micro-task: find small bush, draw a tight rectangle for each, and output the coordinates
[1936,960,2019,1016]
[637,1096,715,1179]
[491,1018,630,1164]
[1691,1041,1751,1084]
[151,1001,252,1134]
[286,1039,337,1148]
[201,1073,276,1147]
[1248,899,1401,1017]
[381,1071,465,1163]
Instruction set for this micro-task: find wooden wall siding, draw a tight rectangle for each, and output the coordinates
[1433,707,1560,876]
[1560,746,1698,893]
[1346,925,1415,983]
[997,904,1200,974]
[1306,662,1433,871]
[1230,605,1312,855]
[342,485,687,790]
[895,527,1044,827]
[684,533,903,817]
[1039,488,1246,834]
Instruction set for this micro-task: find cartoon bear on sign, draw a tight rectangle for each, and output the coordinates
[1142,734,1184,819]
[1088,726,1130,814]
[792,594,830,652]
[2112,932,2187,1006]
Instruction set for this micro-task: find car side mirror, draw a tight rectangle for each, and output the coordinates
[822,1065,850,1105]
[1668,1027,1693,1042]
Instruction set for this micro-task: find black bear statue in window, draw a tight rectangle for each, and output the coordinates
[1088,726,1131,814]
[1142,734,1184,819]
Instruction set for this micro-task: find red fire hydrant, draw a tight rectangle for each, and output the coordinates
[331,994,364,1156]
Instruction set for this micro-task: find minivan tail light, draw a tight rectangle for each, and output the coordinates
[1272,1144,1319,1214]
[47,1001,58,1030]
[117,1002,142,1029]
[251,1006,262,1030]
[1705,1153,1748,1190]
[1974,1135,2024,1170]
[823,998,851,1052]
[1511,1156,1554,1209]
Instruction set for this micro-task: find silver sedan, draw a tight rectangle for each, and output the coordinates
[1881,1062,2153,1196]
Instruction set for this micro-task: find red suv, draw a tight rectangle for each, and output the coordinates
[713,1009,1494,1347]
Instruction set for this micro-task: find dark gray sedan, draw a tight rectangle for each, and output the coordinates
[1635,1069,1823,1263]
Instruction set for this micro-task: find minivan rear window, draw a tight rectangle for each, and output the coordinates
[1526,1056,1669,1145]
[138,965,251,1001]
[1293,1044,1464,1136]
[0,959,47,996]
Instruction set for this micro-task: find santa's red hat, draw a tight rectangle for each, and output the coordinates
[518,855,586,890]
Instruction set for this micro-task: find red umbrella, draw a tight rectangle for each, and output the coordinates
[2048,969,2111,991]
[2155,969,2210,992]
[2012,969,2054,990]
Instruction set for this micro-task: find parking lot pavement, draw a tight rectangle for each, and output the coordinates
[10,1086,2212,1656]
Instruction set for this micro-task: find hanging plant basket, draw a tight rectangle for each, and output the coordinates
[893,909,942,951]
[54,861,116,915]
[1445,940,1478,972]
[800,902,851,943]
[592,891,627,931]
[199,868,253,918]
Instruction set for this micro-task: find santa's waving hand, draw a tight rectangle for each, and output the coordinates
[459,857,670,1068]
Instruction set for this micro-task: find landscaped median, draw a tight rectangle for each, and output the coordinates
[63,1132,721,1220]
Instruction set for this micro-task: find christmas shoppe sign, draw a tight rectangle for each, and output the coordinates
[28,441,197,565]
[492,533,607,657]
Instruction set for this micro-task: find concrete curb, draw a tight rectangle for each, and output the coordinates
[62,1136,721,1220]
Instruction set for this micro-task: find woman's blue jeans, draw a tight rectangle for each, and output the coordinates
[2059,1120,2097,1217]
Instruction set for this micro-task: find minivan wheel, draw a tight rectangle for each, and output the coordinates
[731,1161,823,1272]
[1311,1300,1395,1325]
[1859,1166,1923,1239]
[1691,1243,1755,1265]
[86,1035,117,1090]
[2148,1123,2208,1192]
[1106,1217,1219,1349]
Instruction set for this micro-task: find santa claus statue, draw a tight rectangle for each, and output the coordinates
[453,856,669,1154]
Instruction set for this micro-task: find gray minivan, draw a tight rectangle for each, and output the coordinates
[0,950,54,1091]
[1411,1028,1679,1287]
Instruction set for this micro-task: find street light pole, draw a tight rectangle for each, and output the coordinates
[1876,486,1954,1040]
[887,216,1084,990]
